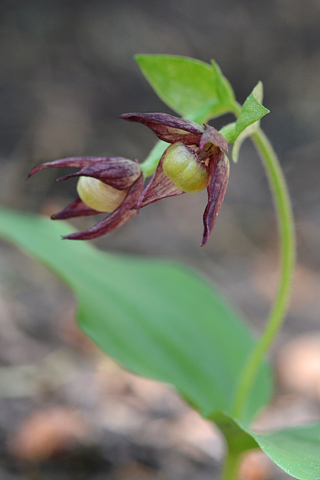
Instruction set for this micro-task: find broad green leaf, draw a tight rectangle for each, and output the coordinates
[232,82,270,162]
[136,54,235,119]
[0,208,271,426]
[252,423,320,479]
[211,59,235,108]
[9,208,318,479]
[211,412,259,454]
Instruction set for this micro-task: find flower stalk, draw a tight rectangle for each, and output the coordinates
[230,107,296,420]
[221,449,241,480]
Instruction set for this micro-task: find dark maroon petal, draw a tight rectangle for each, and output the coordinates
[51,197,100,220]
[136,152,185,212]
[120,112,203,145]
[200,125,228,152]
[201,151,229,246]
[57,158,141,190]
[63,175,144,240]
[27,157,125,179]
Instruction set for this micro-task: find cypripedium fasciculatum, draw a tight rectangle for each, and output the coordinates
[28,112,228,245]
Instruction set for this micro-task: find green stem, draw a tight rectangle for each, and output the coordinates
[221,448,241,480]
[231,121,296,419]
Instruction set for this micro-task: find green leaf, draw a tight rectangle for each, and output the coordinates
[136,54,235,119]
[211,59,235,108]
[212,413,320,479]
[252,423,320,480]
[0,208,272,426]
[211,412,259,454]
[7,209,318,479]
[213,416,320,479]
[232,82,270,162]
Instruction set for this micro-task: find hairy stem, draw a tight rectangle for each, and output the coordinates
[232,125,296,419]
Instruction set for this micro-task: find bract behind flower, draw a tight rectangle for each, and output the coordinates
[202,150,230,246]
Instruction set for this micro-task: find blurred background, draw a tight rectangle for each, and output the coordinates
[0,0,320,479]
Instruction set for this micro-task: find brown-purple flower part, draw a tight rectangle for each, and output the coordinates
[28,156,143,240]
[121,112,229,246]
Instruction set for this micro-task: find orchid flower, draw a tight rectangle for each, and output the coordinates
[121,113,229,245]
[28,157,143,240]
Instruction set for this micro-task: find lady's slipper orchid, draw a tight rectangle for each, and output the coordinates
[121,112,229,246]
[28,156,144,240]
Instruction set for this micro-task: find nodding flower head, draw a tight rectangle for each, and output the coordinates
[28,113,228,245]
[28,156,143,240]
[120,112,229,246]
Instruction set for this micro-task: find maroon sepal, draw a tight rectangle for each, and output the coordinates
[27,157,118,179]
[51,198,100,220]
[120,112,203,145]
[201,151,229,246]
[200,125,228,153]
[56,158,141,190]
[136,153,185,212]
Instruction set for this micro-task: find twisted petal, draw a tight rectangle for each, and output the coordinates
[27,157,138,179]
[57,158,141,190]
[63,175,144,240]
[51,197,100,220]
[136,152,185,212]
[27,157,118,179]
[200,125,228,152]
[202,150,229,246]
[120,112,203,145]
